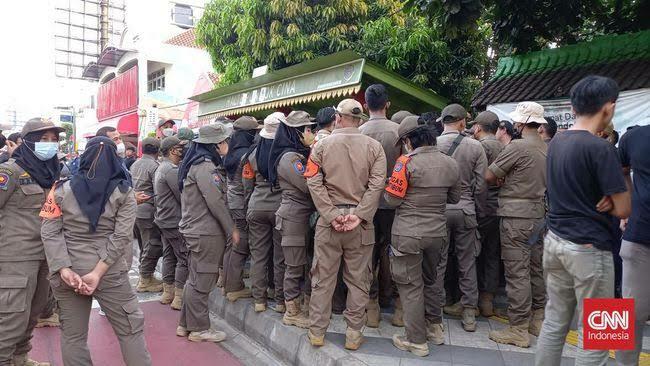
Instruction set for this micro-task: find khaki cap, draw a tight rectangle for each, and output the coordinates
[509,102,547,124]
[142,137,161,148]
[391,110,414,124]
[21,118,65,137]
[474,111,499,127]
[336,99,367,120]
[397,115,425,139]
[441,104,467,123]
[260,112,285,139]
[161,136,185,152]
[195,123,231,144]
[285,111,315,127]
[233,116,261,131]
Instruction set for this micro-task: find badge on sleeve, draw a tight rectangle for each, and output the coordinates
[212,173,222,186]
[242,161,254,179]
[293,160,306,175]
[385,155,411,198]
[0,173,10,191]
[40,186,62,219]
[303,156,320,178]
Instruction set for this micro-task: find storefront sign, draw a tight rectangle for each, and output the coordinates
[487,88,650,131]
[199,59,364,116]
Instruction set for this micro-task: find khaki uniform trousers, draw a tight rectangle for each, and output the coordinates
[432,209,480,322]
[159,228,189,288]
[277,218,309,302]
[52,271,151,366]
[180,235,226,332]
[500,217,546,325]
[390,236,445,344]
[135,218,163,277]
[0,261,49,366]
[222,210,250,293]
[247,210,284,304]
[477,215,501,294]
[309,218,374,336]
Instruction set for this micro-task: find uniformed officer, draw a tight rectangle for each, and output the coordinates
[313,107,336,145]
[487,102,547,348]
[242,113,286,313]
[305,99,387,350]
[222,116,260,302]
[472,111,505,317]
[176,124,237,343]
[0,118,63,366]
[434,104,488,333]
[154,136,189,309]
[359,84,403,328]
[40,136,151,366]
[268,110,316,328]
[390,110,414,124]
[129,137,164,293]
[385,116,461,356]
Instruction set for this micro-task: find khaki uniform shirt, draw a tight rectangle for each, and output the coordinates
[153,158,181,229]
[359,117,402,210]
[306,127,387,224]
[384,146,461,239]
[276,151,314,223]
[314,129,331,145]
[41,181,135,276]
[479,135,505,217]
[179,159,234,237]
[437,131,488,215]
[488,134,547,218]
[226,156,248,211]
[129,155,159,219]
[0,159,48,261]
[243,146,281,211]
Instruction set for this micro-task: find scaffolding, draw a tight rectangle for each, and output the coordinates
[54,0,126,80]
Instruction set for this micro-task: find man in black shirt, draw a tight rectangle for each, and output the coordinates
[535,76,631,366]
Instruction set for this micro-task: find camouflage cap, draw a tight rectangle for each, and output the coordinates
[176,127,195,141]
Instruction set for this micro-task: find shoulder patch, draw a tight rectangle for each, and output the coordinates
[385,155,411,198]
[40,184,62,219]
[303,156,320,178]
[0,172,10,190]
[242,161,254,179]
[0,167,13,176]
[212,173,222,186]
[292,160,306,175]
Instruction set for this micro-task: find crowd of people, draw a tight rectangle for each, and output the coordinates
[0,74,647,366]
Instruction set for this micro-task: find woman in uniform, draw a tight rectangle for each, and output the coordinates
[242,112,286,313]
[222,116,260,302]
[176,124,238,343]
[384,116,461,357]
[40,136,152,366]
[0,118,62,366]
[268,111,316,328]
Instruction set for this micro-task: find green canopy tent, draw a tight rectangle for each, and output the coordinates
[190,50,448,123]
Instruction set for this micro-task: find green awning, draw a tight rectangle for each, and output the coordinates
[191,50,448,121]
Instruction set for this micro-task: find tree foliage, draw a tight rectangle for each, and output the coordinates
[196,0,489,104]
[405,0,650,54]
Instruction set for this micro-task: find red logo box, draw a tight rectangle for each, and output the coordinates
[583,298,635,350]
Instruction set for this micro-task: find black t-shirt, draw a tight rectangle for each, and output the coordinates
[547,130,627,251]
[619,126,650,247]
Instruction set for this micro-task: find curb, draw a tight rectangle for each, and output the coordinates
[209,290,368,366]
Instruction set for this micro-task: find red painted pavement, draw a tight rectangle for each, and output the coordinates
[31,301,242,366]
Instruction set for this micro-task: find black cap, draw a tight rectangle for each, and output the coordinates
[498,120,515,137]
[315,107,336,126]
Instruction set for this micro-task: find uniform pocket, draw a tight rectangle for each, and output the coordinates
[360,223,375,246]
[389,256,409,285]
[122,299,145,334]
[0,276,28,313]
[392,235,421,255]
[18,184,45,209]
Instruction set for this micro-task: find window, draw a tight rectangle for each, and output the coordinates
[147,69,165,92]
[171,3,193,28]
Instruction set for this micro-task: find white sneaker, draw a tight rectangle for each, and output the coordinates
[98,309,106,316]
[188,329,227,343]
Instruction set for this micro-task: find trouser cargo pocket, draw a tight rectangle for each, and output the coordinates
[0,275,28,313]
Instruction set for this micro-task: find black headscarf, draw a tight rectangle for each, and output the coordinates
[70,136,131,232]
[178,141,222,192]
[268,123,310,185]
[224,129,256,180]
[12,131,61,189]
[253,137,274,181]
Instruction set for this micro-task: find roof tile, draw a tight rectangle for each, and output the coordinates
[164,28,202,49]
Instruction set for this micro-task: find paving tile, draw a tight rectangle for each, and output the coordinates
[501,350,535,366]
[295,337,342,366]
[336,355,369,366]
[267,319,307,363]
[400,358,452,366]
[354,354,397,366]
[450,345,505,366]
[448,318,498,350]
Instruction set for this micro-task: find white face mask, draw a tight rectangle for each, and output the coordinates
[116,142,126,158]
[33,142,59,161]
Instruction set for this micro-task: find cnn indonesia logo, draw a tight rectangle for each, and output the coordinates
[583,298,635,350]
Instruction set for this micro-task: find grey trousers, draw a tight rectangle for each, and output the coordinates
[277,217,309,302]
[535,230,614,366]
[616,240,650,366]
[390,236,445,344]
[247,210,284,304]
[222,210,250,293]
[135,218,163,277]
[180,235,226,332]
[0,260,49,366]
[52,271,151,366]
[160,227,189,288]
